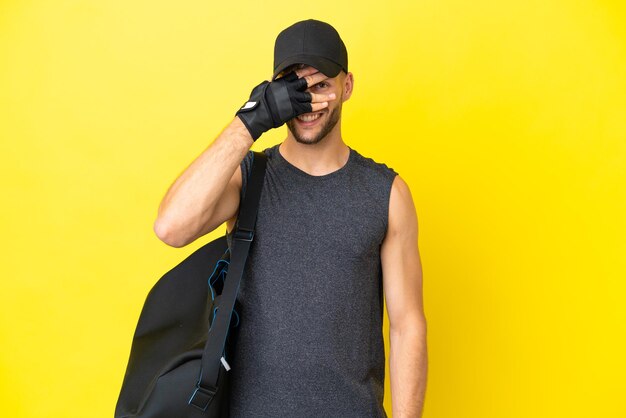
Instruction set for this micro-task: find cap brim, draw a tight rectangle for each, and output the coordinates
[272,54,343,81]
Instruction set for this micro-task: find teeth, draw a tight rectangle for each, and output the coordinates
[297,113,322,122]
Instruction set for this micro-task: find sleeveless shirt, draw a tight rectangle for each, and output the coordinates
[225,142,398,418]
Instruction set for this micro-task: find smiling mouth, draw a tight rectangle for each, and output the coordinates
[296,111,324,125]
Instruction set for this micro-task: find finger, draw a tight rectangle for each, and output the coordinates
[292,76,309,91]
[301,71,330,89]
[308,92,336,103]
[292,91,312,103]
[309,101,329,112]
[280,71,299,82]
[294,65,320,79]
[291,70,330,90]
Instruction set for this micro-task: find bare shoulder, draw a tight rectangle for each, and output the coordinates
[387,174,418,238]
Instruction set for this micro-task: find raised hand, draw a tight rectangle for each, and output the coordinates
[235,68,336,141]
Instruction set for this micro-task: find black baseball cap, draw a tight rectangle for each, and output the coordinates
[272,19,348,81]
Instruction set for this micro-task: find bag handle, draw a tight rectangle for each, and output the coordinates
[189,150,267,411]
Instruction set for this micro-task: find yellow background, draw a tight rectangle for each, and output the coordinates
[1,0,625,417]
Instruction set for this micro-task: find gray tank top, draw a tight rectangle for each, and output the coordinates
[225,142,398,418]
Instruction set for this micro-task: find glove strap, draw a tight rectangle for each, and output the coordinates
[269,82,295,124]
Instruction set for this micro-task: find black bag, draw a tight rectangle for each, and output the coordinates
[115,151,267,417]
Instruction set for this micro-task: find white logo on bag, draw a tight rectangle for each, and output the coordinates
[241,101,256,110]
[221,356,231,371]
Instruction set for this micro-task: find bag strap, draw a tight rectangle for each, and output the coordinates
[189,149,267,411]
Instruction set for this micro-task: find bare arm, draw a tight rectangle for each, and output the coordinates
[380,175,427,418]
[153,116,253,247]
[154,66,336,248]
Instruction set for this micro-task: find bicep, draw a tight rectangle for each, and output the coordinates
[380,175,425,332]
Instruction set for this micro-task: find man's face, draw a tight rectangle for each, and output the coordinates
[284,65,345,145]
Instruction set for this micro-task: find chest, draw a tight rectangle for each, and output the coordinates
[253,168,388,260]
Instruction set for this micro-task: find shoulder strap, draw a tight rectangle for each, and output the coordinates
[234,150,265,240]
[189,150,267,410]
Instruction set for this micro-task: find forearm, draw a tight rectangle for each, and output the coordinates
[389,323,428,418]
[154,115,253,246]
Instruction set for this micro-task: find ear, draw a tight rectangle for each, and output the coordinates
[342,71,354,102]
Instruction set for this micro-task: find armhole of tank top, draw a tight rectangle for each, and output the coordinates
[381,167,399,242]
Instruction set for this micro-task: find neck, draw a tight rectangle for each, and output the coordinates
[280,125,350,177]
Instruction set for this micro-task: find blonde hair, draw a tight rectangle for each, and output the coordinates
[277,63,308,78]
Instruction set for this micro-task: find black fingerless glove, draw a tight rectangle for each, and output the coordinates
[235,71,313,141]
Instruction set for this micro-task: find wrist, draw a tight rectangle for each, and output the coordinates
[231,115,256,146]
